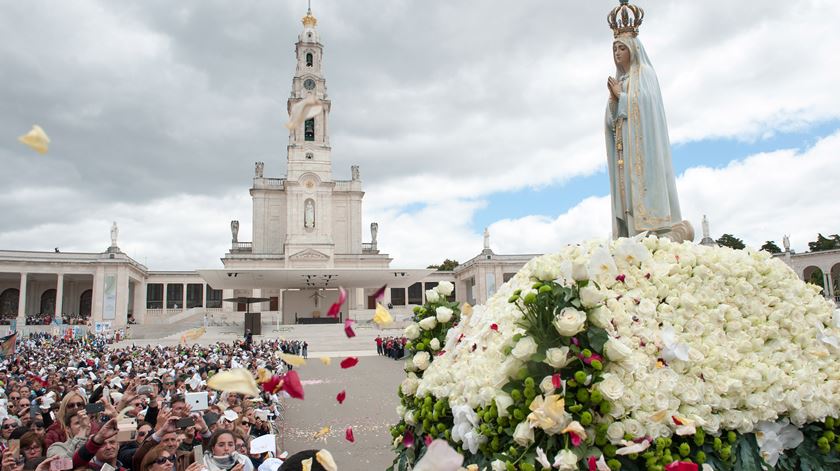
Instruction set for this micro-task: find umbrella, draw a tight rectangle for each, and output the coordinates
[223,297,270,314]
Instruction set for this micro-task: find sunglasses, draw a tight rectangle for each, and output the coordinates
[154,456,177,465]
[241,421,251,426]
[67,402,85,409]
[2,424,16,429]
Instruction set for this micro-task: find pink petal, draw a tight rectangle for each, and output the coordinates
[327,286,347,317]
[588,456,597,471]
[490,323,498,331]
[665,463,698,471]
[552,374,562,389]
[570,431,582,447]
[424,435,433,446]
[340,357,359,369]
[336,390,346,404]
[402,429,414,448]
[345,427,355,443]
[281,370,305,400]
[344,318,356,338]
[373,284,387,302]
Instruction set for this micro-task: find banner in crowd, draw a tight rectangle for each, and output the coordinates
[103,274,117,320]
[0,332,17,358]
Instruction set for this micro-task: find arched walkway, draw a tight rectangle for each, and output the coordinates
[803,265,825,292]
[0,289,18,320]
[40,289,56,315]
[76,289,92,323]
[832,262,840,302]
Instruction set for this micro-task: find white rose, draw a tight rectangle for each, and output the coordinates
[606,422,625,443]
[412,352,431,371]
[553,307,587,337]
[539,376,556,395]
[495,393,513,417]
[491,460,506,471]
[553,449,579,471]
[405,410,416,426]
[512,421,534,446]
[597,373,625,401]
[588,305,613,329]
[429,338,441,351]
[579,285,606,308]
[404,323,420,340]
[418,317,437,330]
[572,261,589,281]
[401,376,418,396]
[623,418,645,438]
[436,281,454,296]
[436,306,454,323]
[425,289,440,304]
[604,338,632,362]
[545,347,571,368]
[511,337,538,360]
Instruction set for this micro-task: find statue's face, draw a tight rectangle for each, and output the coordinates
[613,41,632,72]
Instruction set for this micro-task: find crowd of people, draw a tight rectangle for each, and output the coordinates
[0,334,333,471]
[374,336,406,360]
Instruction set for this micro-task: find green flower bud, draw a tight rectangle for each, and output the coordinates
[567,379,578,388]
[520,463,535,471]
[591,359,603,370]
[513,289,522,296]
[727,431,737,444]
[599,401,612,414]
[695,451,707,464]
[524,377,535,388]
[532,282,543,290]
[590,390,603,405]
[679,443,690,457]
[576,389,590,403]
[508,295,519,303]
[523,292,537,304]
[713,437,722,451]
[607,459,621,471]
[720,446,731,461]
[511,389,522,402]
[603,444,617,457]
[580,411,593,426]
[574,371,587,383]
[817,437,829,447]
[539,285,553,294]
[513,409,525,421]
[824,417,835,429]
[823,431,835,442]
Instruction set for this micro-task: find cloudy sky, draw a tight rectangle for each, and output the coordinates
[1,0,839,270]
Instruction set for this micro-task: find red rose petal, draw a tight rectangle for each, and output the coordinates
[345,426,355,443]
[402,429,414,448]
[327,286,347,317]
[423,434,433,446]
[588,456,597,471]
[281,370,304,400]
[570,431,582,447]
[336,390,346,404]
[665,462,698,471]
[373,284,387,302]
[344,318,356,338]
[490,323,498,331]
[340,357,359,369]
[551,374,562,389]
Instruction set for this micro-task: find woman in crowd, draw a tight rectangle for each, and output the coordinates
[19,432,44,463]
[43,393,86,448]
[201,430,252,471]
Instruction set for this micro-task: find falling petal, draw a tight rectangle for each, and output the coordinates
[319,356,331,366]
[535,446,551,469]
[344,318,356,338]
[461,303,473,316]
[373,284,387,301]
[261,375,283,394]
[181,327,206,343]
[281,370,305,400]
[336,390,346,404]
[279,353,306,367]
[18,125,50,154]
[490,323,498,331]
[373,303,394,327]
[206,368,260,396]
[285,94,323,130]
[413,439,463,471]
[315,450,337,471]
[301,458,312,471]
[345,427,355,443]
[312,426,331,440]
[327,287,347,318]
[340,357,359,369]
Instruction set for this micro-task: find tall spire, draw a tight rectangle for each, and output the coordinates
[302,0,317,28]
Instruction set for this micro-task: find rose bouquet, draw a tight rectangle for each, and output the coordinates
[390,236,840,470]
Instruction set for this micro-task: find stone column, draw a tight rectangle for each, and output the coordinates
[182,283,188,311]
[223,289,234,313]
[17,273,27,327]
[202,283,207,308]
[252,288,262,311]
[825,272,834,299]
[163,284,168,311]
[55,273,64,320]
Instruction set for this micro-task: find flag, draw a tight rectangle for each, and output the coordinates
[0,333,17,358]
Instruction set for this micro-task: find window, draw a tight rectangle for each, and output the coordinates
[304,118,315,141]
[407,282,423,305]
[186,284,204,309]
[486,273,496,298]
[503,273,516,283]
[306,53,313,67]
[390,288,406,306]
[146,284,163,309]
[465,277,476,305]
[206,286,223,309]
[166,284,183,309]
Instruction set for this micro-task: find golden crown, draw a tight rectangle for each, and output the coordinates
[302,8,317,28]
[608,0,644,38]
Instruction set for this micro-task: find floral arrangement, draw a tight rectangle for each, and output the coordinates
[390,236,840,470]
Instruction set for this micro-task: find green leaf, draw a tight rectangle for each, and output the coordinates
[587,327,609,354]
[734,434,764,471]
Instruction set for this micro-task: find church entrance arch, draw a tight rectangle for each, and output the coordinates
[0,289,18,320]
[79,289,92,319]
[40,289,56,316]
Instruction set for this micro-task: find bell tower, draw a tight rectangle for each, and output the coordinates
[286,5,332,182]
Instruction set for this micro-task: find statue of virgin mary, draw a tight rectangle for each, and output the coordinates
[605,1,693,242]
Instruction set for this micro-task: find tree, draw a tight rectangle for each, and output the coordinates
[760,241,782,254]
[807,233,840,252]
[716,234,745,250]
[427,259,459,271]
